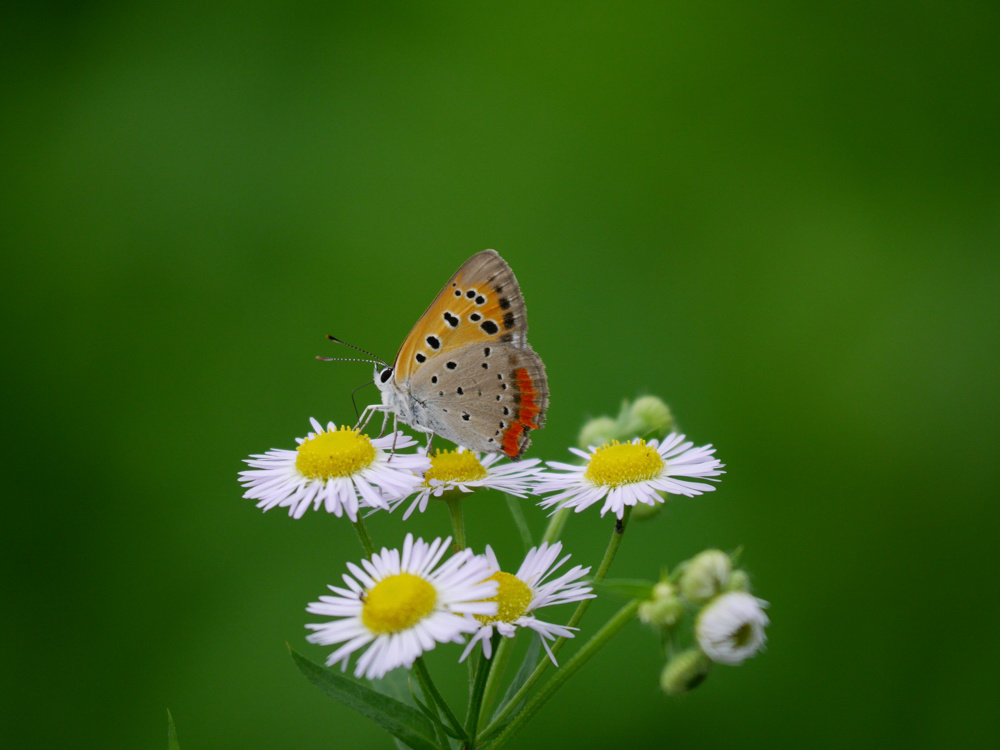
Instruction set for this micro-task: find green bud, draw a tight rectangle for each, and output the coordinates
[631,498,664,521]
[578,416,620,449]
[679,549,732,603]
[637,582,684,628]
[725,569,751,593]
[660,649,710,695]
[624,396,674,438]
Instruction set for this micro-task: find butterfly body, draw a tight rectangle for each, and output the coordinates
[373,250,548,459]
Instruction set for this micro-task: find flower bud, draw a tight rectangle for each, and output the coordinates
[679,549,731,603]
[660,649,710,695]
[578,416,620,449]
[631,499,664,522]
[637,582,684,627]
[725,569,751,593]
[624,396,674,438]
[696,592,769,666]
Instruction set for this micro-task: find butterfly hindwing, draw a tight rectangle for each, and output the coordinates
[407,342,548,458]
[393,250,528,381]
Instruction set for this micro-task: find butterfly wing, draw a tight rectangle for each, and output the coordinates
[407,342,548,458]
[392,250,529,380]
[389,249,548,458]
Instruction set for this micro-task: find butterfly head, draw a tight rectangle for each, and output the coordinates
[374,364,394,390]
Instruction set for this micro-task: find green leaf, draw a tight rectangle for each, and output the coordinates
[166,709,179,750]
[588,577,655,599]
[369,670,422,750]
[290,648,442,750]
[494,635,540,720]
[504,493,533,553]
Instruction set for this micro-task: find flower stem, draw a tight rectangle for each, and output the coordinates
[444,495,467,550]
[477,635,514,727]
[413,657,467,744]
[481,600,641,750]
[504,493,533,552]
[540,507,570,545]
[481,507,633,737]
[465,635,499,741]
[351,516,376,557]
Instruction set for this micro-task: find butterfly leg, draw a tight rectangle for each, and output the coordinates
[355,403,384,433]
[387,414,400,462]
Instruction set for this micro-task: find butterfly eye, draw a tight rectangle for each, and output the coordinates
[379,367,393,383]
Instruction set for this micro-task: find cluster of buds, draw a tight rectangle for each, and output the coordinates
[636,549,769,695]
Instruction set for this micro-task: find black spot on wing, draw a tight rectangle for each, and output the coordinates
[415,353,426,363]
[480,320,499,335]
[466,289,476,299]
[475,295,486,305]
[469,312,482,322]
[446,361,457,370]
[499,297,511,310]
[503,312,515,329]
[426,335,441,350]
[443,312,459,328]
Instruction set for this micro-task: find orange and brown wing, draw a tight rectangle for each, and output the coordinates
[393,250,530,381]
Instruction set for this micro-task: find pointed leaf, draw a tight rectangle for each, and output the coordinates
[290,649,441,750]
[588,578,655,600]
[166,709,180,750]
[494,635,541,720]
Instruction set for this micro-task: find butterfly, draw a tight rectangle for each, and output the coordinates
[366,249,548,459]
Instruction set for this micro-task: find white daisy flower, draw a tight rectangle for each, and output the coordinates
[459,542,595,666]
[389,446,545,520]
[305,534,498,680]
[696,591,770,665]
[239,418,430,522]
[536,434,724,520]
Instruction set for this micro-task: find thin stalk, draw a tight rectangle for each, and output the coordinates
[481,508,632,737]
[464,636,498,741]
[540,507,570,545]
[352,516,376,557]
[504,494,533,552]
[444,495,467,550]
[482,600,641,750]
[477,636,515,727]
[413,657,467,744]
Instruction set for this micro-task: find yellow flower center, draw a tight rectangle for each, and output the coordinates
[475,571,533,625]
[423,449,488,486]
[295,426,376,479]
[583,440,665,487]
[361,573,437,634]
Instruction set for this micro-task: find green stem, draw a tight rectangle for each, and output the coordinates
[413,657,467,744]
[465,636,499,741]
[481,508,632,738]
[444,494,467,550]
[540,507,570,545]
[481,600,641,750]
[477,636,515,727]
[351,516,376,557]
[504,494,533,552]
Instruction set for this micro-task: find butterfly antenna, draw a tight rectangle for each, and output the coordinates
[315,356,384,365]
[350,380,375,419]
[326,335,388,366]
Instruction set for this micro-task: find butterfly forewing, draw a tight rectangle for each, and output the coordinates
[393,250,529,381]
[409,342,548,458]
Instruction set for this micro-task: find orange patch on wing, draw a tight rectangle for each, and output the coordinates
[501,368,542,457]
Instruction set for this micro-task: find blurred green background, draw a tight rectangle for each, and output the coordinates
[3,2,999,748]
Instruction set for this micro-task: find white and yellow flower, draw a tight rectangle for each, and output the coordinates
[536,434,724,520]
[239,418,430,521]
[305,534,498,680]
[390,447,545,520]
[460,542,594,665]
